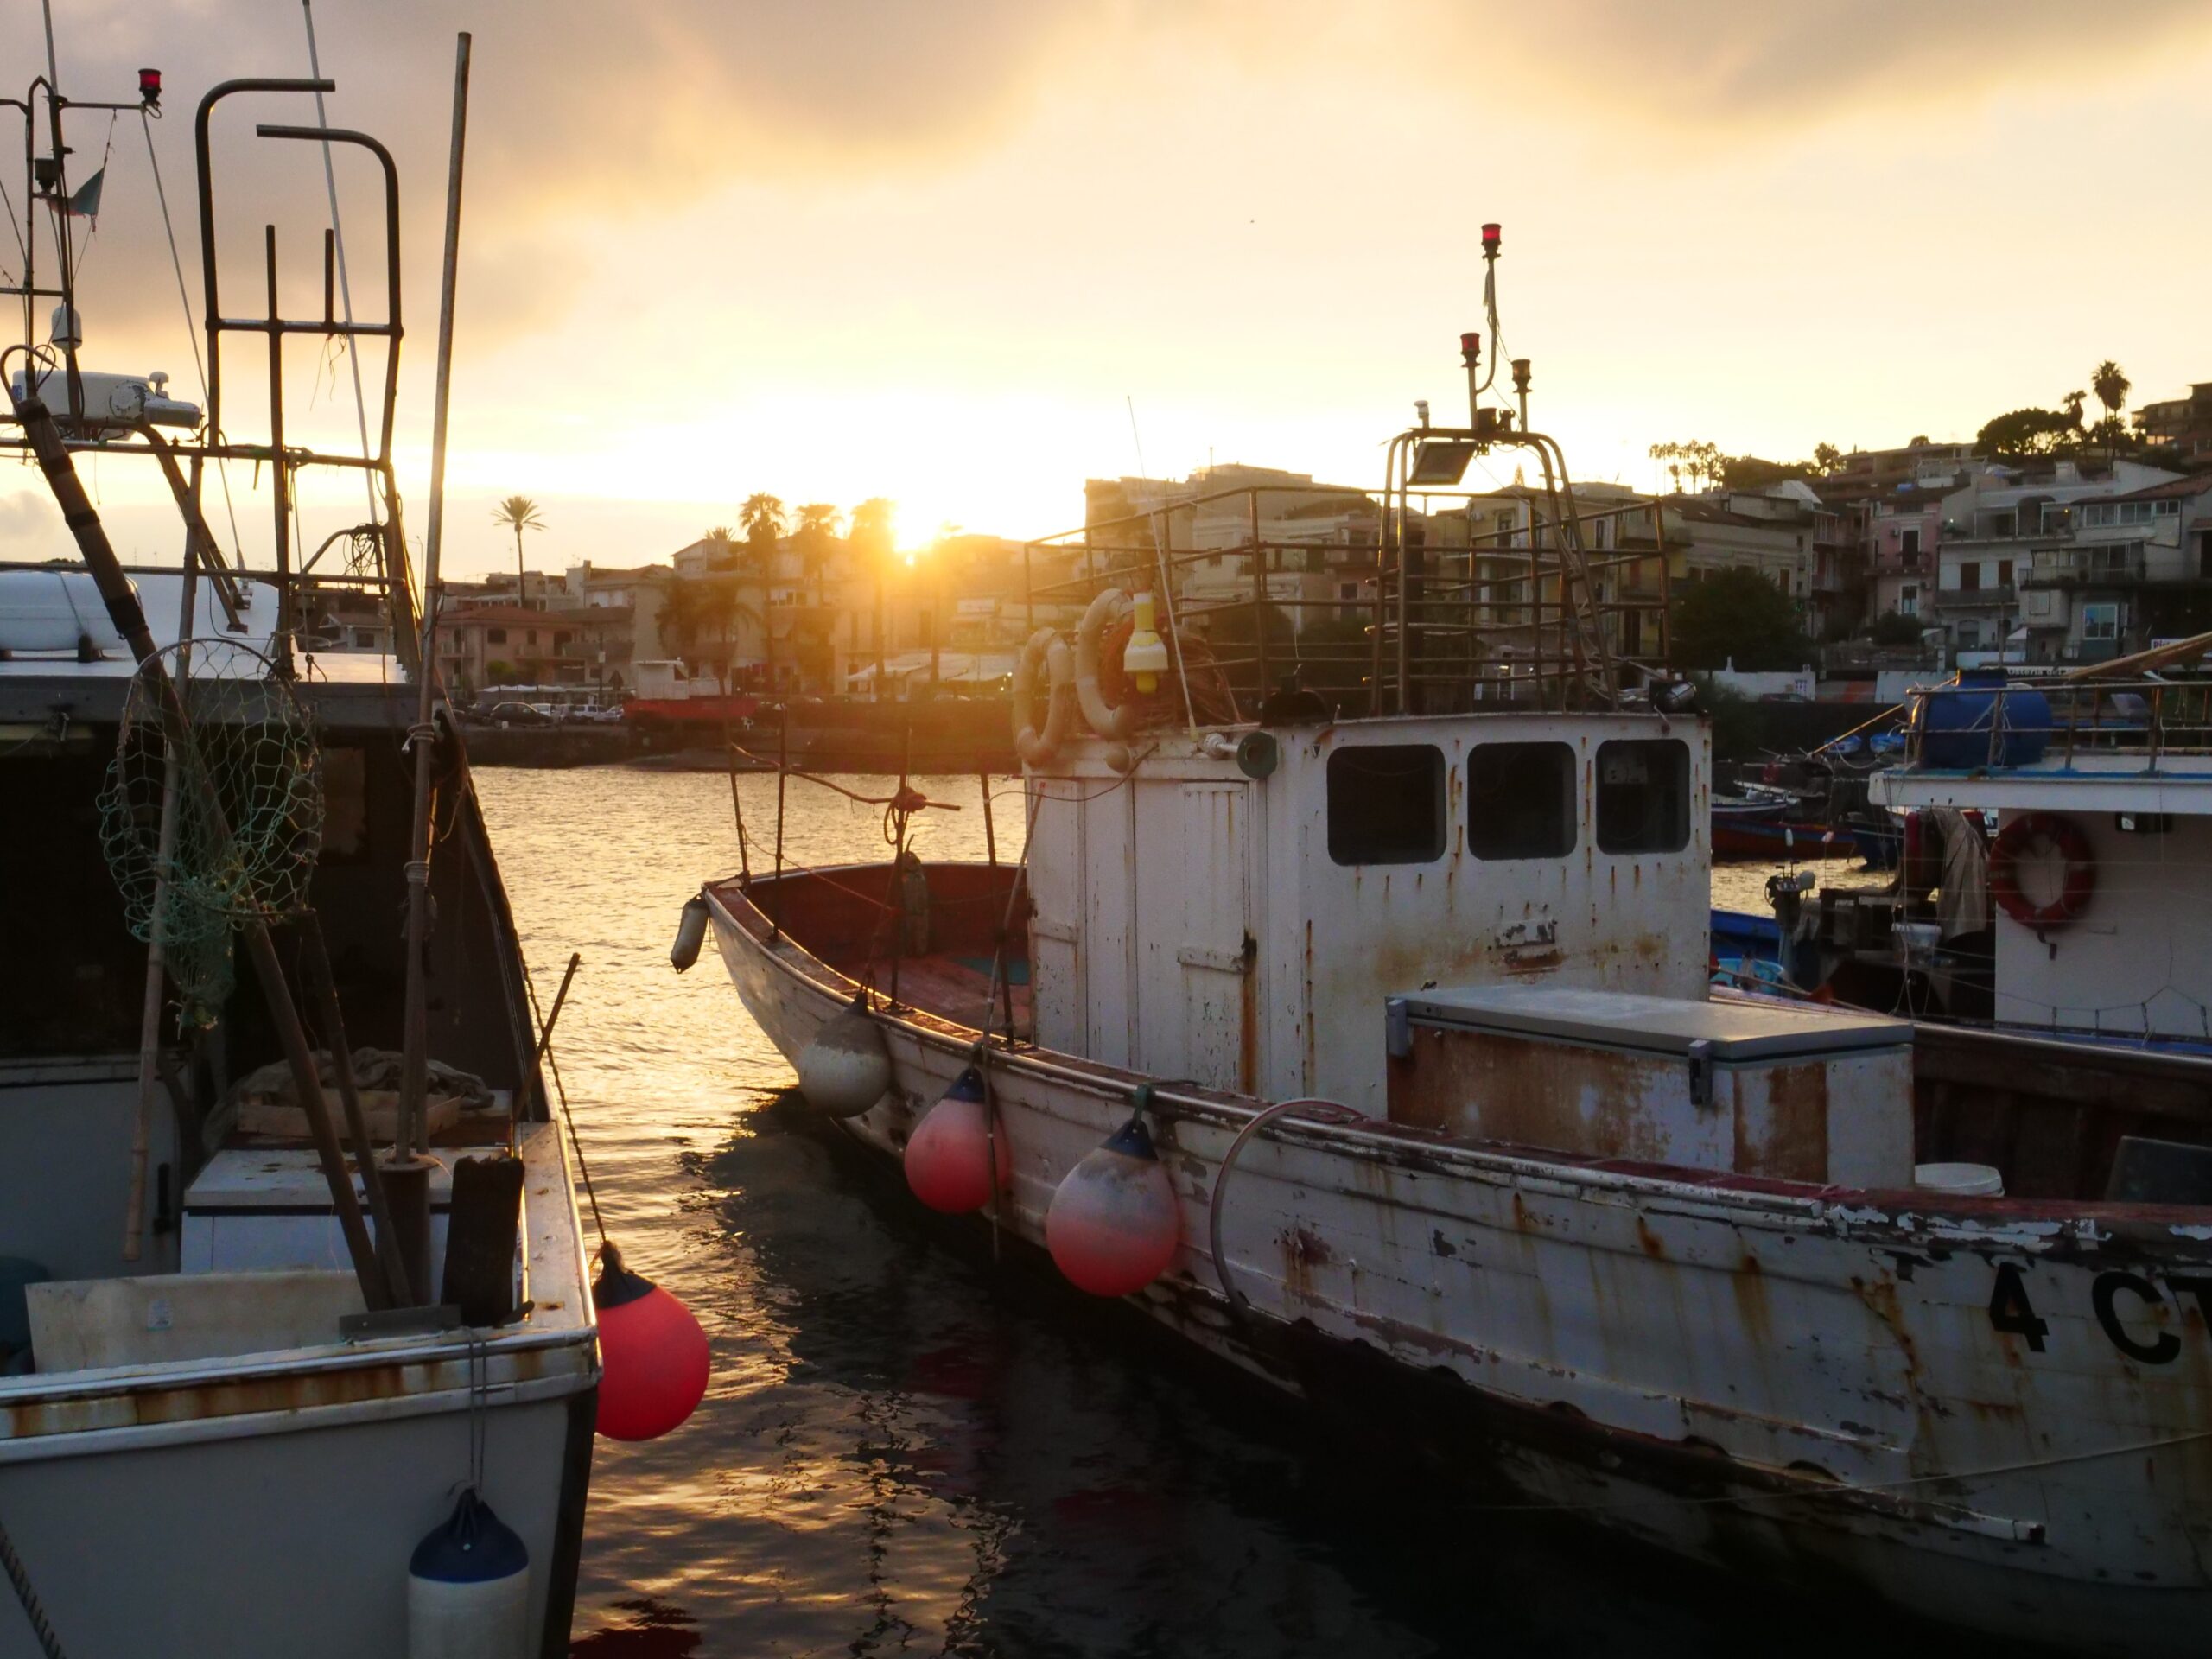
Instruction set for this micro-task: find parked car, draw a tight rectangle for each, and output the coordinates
[480,700,553,728]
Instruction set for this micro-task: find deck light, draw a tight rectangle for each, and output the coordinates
[1460,331,1481,370]
[138,67,162,105]
[1482,221,1501,253]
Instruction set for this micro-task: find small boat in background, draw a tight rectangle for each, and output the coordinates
[1709,791,1854,859]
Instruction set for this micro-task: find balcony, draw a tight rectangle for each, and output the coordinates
[2023,548,2146,588]
[1932,584,2016,610]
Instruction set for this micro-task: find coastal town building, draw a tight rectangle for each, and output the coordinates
[2136,381,2212,461]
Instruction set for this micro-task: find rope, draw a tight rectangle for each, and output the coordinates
[518,952,606,1249]
[0,1507,67,1659]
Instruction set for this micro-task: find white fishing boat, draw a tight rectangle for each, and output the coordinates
[698,311,2212,1653]
[0,40,613,1656]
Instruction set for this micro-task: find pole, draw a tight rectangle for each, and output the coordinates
[301,0,379,524]
[123,489,207,1262]
[980,770,997,867]
[300,914,413,1305]
[264,226,296,664]
[771,702,788,943]
[397,33,470,1166]
[1249,488,1268,699]
[12,390,385,1308]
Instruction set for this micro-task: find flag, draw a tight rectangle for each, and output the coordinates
[62,168,102,219]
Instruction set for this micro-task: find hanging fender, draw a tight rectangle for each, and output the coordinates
[1989,811,2095,929]
[1075,588,1141,740]
[1012,626,1074,766]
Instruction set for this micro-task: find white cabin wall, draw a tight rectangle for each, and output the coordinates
[1025,715,1709,1112]
[1026,777,1087,1056]
[1290,716,1712,1115]
[1995,811,2212,1038]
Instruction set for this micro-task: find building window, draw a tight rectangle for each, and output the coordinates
[1326,745,1445,866]
[2082,602,2120,643]
[486,628,507,645]
[1900,585,1919,615]
[526,631,538,646]
[1466,742,1575,860]
[1957,620,1980,647]
[1900,528,1921,557]
[1960,563,1980,592]
[1997,558,2013,587]
[1596,740,1689,855]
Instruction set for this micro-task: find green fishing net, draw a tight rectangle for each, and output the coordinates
[97,640,324,1028]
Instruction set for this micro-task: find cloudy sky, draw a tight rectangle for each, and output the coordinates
[5,1,2212,579]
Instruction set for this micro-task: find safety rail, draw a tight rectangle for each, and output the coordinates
[1021,479,1672,721]
[1902,677,2212,774]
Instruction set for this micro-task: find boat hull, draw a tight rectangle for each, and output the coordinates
[709,872,2212,1656]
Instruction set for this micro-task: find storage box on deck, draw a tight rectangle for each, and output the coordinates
[1384,986,1912,1186]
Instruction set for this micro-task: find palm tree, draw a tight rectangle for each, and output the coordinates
[739,493,786,573]
[661,575,762,696]
[2093,360,2132,460]
[493,495,545,608]
[849,498,897,697]
[793,504,841,607]
[702,524,738,569]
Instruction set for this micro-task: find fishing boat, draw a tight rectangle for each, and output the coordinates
[0,43,607,1656]
[1708,791,1853,860]
[700,310,2212,1653]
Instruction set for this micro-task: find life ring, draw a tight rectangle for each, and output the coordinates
[1989,811,2094,928]
[1012,626,1073,766]
[1075,588,1141,740]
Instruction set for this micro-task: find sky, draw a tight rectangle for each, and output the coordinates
[4,1,2212,581]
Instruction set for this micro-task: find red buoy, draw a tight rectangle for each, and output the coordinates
[905,1066,1010,1215]
[1046,1116,1180,1298]
[592,1243,709,1441]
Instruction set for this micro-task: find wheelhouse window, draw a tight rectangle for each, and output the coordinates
[1326,745,1445,865]
[1596,739,1689,855]
[1466,742,1575,860]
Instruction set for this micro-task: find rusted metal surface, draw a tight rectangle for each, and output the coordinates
[709,870,2212,1655]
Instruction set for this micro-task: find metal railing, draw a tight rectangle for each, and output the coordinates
[1022,478,1673,721]
[1904,677,2212,772]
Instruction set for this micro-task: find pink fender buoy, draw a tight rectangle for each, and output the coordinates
[593,1243,709,1441]
[1046,1112,1180,1297]
[905,1066,1010,1214]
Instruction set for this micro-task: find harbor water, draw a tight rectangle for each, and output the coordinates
[474,768,1958,1658]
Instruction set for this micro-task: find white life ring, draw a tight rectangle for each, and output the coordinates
[1075,588,1141,740]
[1013,626,1074,765]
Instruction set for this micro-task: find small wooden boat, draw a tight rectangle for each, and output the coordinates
[1710,795,1855,860]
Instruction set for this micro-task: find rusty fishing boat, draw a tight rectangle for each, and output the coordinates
[696,255,2212,1653]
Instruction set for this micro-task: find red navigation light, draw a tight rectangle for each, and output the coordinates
[1481,222,1502,253]
[1459,331,1481,368]
[138,67,162,105]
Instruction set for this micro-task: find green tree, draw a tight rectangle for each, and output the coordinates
[739,493,786,573]
[2092,360,2132,461]
[1669,568,1811,671]
[1868,610,1923,646]
[492,495,545,607]
[792,504,841,607]
[1975,407,2080,459]
[661,573,761,696]
[1812,442,1842,476]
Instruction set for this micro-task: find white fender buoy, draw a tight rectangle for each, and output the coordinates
[1075,588,1141,740]
[408,1489,530,1659]
[905,1065,1011,1214]
[1012,627,1074,766]
[1046,1109,1181,1298]
[669,894,709,972]
[796,989,893,1117]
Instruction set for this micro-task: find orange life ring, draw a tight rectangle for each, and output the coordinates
[1989,812,2095,929]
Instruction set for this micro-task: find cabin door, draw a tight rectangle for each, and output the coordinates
[1176,782,1255,1093]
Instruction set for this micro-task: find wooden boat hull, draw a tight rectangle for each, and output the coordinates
[709,865,2212,1656]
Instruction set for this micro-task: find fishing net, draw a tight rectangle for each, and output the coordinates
[97,639,324,1028]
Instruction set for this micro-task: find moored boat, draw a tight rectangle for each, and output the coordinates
[0,45,622,1655]
[698,332,2212,1654]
